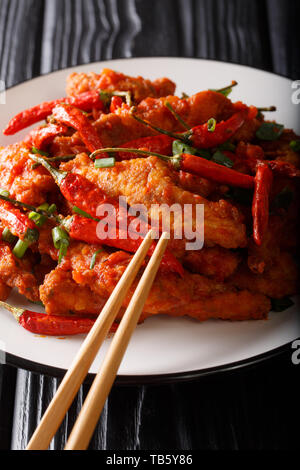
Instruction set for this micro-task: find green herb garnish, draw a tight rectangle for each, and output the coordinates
[90,249,104,270]
[256,122,284,141]
[94,157,116,169]
[212,150,234,168]
[290,140,300,152]
[207,118,217,133]
[172,140,211,160]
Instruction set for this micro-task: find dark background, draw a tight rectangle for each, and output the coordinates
[0,0,299,451]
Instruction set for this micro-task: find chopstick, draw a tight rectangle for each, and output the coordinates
[64,232,169,450]
[26,230,156,450]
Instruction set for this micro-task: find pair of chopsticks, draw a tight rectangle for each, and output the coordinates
[26,230,169,451]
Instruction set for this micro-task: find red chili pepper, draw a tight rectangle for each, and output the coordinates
[92,148,255,189]
[3,90,105,136]
[24,123,69,150]
[0,301,119,336]
[119,135,174,160]
[132,104,255,150]
[0,199,36,239]
[252,163,273,246]
[65,214,184,276]
[52,104,103,153]
[110,95,124,113]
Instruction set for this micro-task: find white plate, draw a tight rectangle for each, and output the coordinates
[0,58,299,382]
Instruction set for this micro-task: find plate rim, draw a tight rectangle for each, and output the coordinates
[1,341,294,385]
[1,56,298,383]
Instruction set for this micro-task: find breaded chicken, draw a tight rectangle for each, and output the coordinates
[61,154,247,251]
[66,68,176,103]
[39,241,270,321]
[0,242,40,301]
[0,144,57,205]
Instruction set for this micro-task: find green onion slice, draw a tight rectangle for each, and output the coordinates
[94,157,116,169]
[256,122,284,141]
[28,211,47,227]
[13,239,29,259]
[172,140,211,160]
[207,118,217,133]
[0,189,10,198]
[2,227,17,244]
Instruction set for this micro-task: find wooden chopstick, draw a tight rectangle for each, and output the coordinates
[26,230,155,450]
[64,232,169,450]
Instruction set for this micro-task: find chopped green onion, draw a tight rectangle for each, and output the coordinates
[58,238,69,264]
[24,228,39,243]
[0,189,10,198]
[290,140,300,152]
[172,140,211,160]
[31,146,49,157]
[48,204,57,215]
[271,297,294,312]
[13,239,29,259]
[90,249,104,270]
[72,206,99,221]
[99,91,111,108]
[2,227,17,244]
[52,227,69,249]
[52,227,70,264]
[37,203,50,212]
[256,122,284,141]
[207,118,216,133]
[212,150,234,168]
[28,211,47,227]
[94,157,116,169]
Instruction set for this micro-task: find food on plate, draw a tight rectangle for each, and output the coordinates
[0,67,299,335]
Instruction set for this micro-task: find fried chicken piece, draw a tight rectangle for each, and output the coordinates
[0,144,57,205]
[230,252,299,299]
[0,242,40,301]
[61,154,247,251]
[40,267,107,316]
[259,129,300,167]
[66,68,176,103]
[0,280,11,301]
[177,171,216,198]
[183,247,240,281]
[153,290,270,322]
[40,240,270,321]
[51,89,235,155]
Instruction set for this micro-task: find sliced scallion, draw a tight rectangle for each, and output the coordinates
[0,189,10,198]
[2,227,17,244]
[28,211,47,227]
[13,239,29,259]
[94,157,116,169]
[207,118,216,133]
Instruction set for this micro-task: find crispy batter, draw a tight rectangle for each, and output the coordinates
[66,68,176,103]
[39,240,270,321]
[0,144,57,205]
[183,247,240,281]
[61,154,247,251]
[0,242,40,301]
[230,252,299,299]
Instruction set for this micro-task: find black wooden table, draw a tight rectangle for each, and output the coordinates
[0,0,299,451]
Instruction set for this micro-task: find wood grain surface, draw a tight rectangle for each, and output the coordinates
[0,0,299,450]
